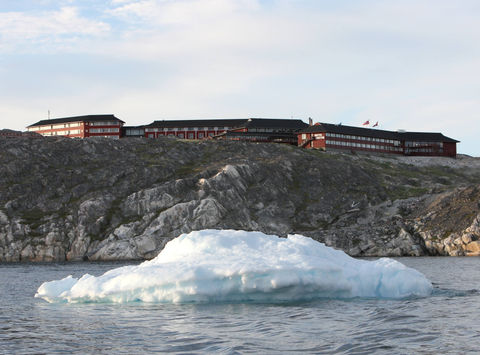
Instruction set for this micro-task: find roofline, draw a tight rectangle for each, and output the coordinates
[145,118,250,128]
[145,117,307,128]
[398,131,460,143]
[299,122,459,143]
[28,114,125,127]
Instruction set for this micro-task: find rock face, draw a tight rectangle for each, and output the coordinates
[408,186,480,256]
[1,136,480,261]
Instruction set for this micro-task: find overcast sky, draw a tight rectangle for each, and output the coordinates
[1,0,478,155]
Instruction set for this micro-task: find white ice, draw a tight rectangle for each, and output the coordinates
[35,230,433,303]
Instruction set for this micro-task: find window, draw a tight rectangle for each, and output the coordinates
[90,128,119,133]
[89,121,118,126]
[198,132,204,139]
[126,129,143,135]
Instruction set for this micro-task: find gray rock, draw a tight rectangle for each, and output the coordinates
[1,136,480,261]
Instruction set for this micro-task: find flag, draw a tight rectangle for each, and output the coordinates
[373,121,378,127]
[362,120,370,126]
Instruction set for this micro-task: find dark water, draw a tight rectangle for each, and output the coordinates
[2,257,480,354]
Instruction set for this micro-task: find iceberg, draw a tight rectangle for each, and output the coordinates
[35,230,433,303]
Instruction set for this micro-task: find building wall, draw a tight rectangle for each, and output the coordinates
[84,121,122,138]
[27,121,86,138]
[28,121,123,139]
[403,141,457,157]
[325,133,402,154]
[443,142,457,157]
[144,127,232,139]
[0,131,23,137]
[298,130,455,157]
[298,132,326,149]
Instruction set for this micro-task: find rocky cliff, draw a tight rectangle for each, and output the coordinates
[1,136,479,262]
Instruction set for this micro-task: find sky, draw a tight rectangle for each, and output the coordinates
[0,0,479,156]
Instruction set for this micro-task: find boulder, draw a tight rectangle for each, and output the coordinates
[465,241,480,253]
[462,233,474,244]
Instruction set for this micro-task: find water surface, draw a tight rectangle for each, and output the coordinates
[2,257,480,354]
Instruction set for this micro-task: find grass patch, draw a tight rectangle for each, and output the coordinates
[386,186,430,201]
[175,163,204,177]
[20,208,46,228]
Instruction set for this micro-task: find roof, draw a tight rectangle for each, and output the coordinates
[145,118,308,130]
[28,114,125,127]
[123,125,145,129]
[300,123,400,140]
[222,131,298,138]
[145,119,249,128]
[300,123,459,142]
[244,118,308,130]
[399,131,459,143]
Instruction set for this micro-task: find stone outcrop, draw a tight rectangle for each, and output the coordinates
[1,135,479,261]
[408,186,480,256]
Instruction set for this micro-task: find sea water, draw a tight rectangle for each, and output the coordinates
[2,234,480,353]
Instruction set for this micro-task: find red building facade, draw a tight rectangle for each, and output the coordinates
[143,119,245,139]
[27,115,124,139]
[298,123,458,157]
[25,115,459,157]
[142,118,307,143]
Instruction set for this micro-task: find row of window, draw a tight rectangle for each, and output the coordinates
[30,121,121,131]
[171,132,213,139]
[148,132,216,139]
[145,126,231,132]
[28,122,82,131]
[327,133,398,144]
[125,129,144,135]
[405,141,443,147]
[89,121,120,126]
[405,147,443,153]
[226,135,270,141]
[89,128,119,133]
[248,128,278,133]
[40,130,81,136]
[326,140,403,151]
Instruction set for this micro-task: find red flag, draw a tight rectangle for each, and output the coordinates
[373,121,378,127]
[362,120,370,126]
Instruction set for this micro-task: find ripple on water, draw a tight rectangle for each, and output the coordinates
[3,258,480,354]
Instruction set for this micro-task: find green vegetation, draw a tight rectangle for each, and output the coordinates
[352,238,361,247]
[20,208,46,228]
[385,186,430,201]
[175,162,204,177]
